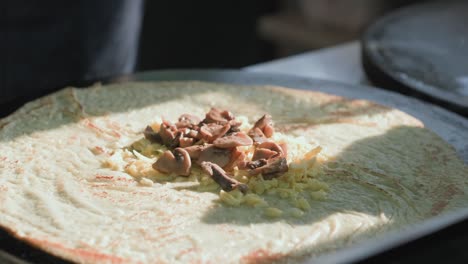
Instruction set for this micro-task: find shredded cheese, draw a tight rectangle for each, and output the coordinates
[100,115,329,218]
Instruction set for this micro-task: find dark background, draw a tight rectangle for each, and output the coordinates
[136,0,425,71]
[137,1,277,70]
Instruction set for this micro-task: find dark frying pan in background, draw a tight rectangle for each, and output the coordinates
[362,0,468,116]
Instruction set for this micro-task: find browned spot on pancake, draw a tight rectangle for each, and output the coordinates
[430,184,463,216]
[357,166,404,192]
[82,118,122,139]
[89,183,131,188]
[94,175,133,181]
[27,237,130,264]
[241,249,285,264]
[91,191,109,198]
[276,117,377,133]
[175,246,198,259]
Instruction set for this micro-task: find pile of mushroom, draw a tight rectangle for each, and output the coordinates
[144,108,288,193]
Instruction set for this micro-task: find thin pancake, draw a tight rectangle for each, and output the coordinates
[0,81,467,263]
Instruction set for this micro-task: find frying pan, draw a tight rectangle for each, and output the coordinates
[362,0,468,116]
[1,69,467,263]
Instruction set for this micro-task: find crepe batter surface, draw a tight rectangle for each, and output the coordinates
[0,81,467,263]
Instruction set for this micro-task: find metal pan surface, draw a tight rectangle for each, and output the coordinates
[362,0,468,116]
[1,69,468,263]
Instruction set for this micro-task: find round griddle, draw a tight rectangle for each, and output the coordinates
[362,0,468,116]
[1,69,468,263]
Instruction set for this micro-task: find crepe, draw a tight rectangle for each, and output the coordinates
[0,81,467,263]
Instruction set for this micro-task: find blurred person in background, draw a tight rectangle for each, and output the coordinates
[2,0,144,113]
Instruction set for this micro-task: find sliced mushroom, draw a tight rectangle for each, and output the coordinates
[228,119,242,129]
[143,126,162,144]
[167,131,183,149]
[262,157,288,180]
[199,123,231,143]
[258,141,283,154]
[248,127,268,143]
[213,132,253,148]
[145,109,288,181]
[223,147,246,172]
[204,108,235,124]
[226,125,241,135]
[252,148,277,161]
[256,114,274,137]
[240,159,268,171]
[278,142,288,158]
[252,141,284,160]
[248,114,274,142]
[197,145,232,168]
[176,114,201,129]
[247,157,288,180]
[159,121,177,147]
[200,161,248,193]
[153,148,192,176]
[263,123,274,138]
[187,129,200,139]
[179,137,194,148]
[183,145,206,159]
